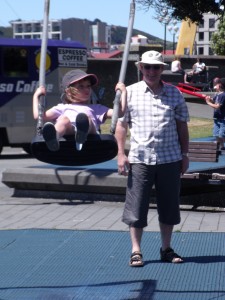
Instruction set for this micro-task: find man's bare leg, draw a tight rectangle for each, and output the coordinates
[130,226,143,253]
[129,226,144,266]
[159,222,183,263]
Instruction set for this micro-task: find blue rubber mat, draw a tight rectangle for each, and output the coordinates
[0,229,225,300]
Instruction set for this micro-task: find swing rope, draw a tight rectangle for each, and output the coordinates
[110,0,136,134]
[36,0,50,136]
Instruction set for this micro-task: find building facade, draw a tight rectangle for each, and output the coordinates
[10,19,61,40]
[10,18,111,52]
[194,13,220,55]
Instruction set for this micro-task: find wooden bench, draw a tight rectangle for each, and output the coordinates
[182,141,220,180]
[188,141,220,162]
[125,141,220,163]
[181,141,223,208]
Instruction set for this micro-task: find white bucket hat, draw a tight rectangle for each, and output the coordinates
[135,50,168,67]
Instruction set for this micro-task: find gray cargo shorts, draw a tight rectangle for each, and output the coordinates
[122,162,181,228]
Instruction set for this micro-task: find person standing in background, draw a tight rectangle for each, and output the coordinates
[205,78,225,150]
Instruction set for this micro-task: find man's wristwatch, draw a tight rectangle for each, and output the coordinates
[182,153,189,157]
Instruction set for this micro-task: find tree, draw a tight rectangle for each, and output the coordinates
[136,0,224,23]
[211,16,225,54]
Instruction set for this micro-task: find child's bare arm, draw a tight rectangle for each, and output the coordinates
[33,86,58,121]
[33,86,46,119]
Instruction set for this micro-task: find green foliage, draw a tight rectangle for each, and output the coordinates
[166,0,223,23]
[0,27,13,38]
[111,26,163,44]
[136,0,224,23]
[101,118,213,139]
[111,26,173,48]
[188,118,213,139]
[211,16,225,55]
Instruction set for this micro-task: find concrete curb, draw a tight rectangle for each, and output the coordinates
[3,167,225,208]
[2,167,127,195]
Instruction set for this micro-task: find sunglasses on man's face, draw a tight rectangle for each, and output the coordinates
[142,64,161,70]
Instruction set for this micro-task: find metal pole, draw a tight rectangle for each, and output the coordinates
[164,23,167,54]
[173,33,175,54]
[36,0,50,134]
[110,0,135,134]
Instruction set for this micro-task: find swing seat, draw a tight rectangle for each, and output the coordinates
[31,134,118,166]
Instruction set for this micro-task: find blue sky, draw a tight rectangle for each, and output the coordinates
[1,0,179,41]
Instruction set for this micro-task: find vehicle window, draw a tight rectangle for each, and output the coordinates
[2,47,29,77]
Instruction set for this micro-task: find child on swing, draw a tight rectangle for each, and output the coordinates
[33,69,127,151]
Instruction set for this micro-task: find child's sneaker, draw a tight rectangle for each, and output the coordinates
[75,113,89,151]
[42,122,59,151]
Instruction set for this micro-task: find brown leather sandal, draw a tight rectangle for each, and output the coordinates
[160,247,184,263]
[129,251,144,267]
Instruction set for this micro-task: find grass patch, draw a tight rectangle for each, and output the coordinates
[189,117,213,139]
[100,119,111,134]
[101,117,214,140]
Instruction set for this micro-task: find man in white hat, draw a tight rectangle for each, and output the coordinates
[115,50,190,266]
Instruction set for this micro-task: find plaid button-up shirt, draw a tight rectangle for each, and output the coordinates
[123,80,189,165]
